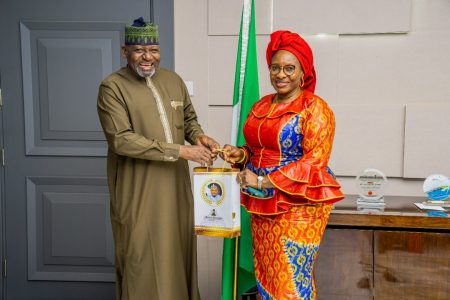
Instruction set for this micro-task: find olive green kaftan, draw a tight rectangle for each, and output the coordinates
[97,67,203,300]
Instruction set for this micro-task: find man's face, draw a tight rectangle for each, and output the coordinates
[211,186,218,197]
[121,45,161,77]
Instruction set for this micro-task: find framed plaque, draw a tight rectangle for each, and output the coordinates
[356,168,387,206]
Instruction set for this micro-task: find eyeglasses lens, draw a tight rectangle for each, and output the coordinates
[270,65,295,76]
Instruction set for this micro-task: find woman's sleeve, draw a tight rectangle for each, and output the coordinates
[267,99,343,202]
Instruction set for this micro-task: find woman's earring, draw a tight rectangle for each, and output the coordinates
[300,75,305,88]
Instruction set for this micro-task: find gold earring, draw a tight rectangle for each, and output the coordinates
[300,76,305,88]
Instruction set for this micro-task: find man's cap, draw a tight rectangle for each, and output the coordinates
[208,183,219,189]
[125,17,159,45]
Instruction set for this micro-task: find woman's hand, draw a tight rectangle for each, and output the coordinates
[220,144,244,164]
[237,170,274,189]
[237,169,258,188]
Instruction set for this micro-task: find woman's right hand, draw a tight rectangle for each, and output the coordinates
[220,144,244,164]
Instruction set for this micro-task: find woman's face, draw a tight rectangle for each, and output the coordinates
[269,50,304,98]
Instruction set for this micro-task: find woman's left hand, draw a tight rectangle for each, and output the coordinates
[237,169,258,188]
[237,170,274,189]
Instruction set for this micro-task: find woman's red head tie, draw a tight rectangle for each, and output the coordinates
[266,30,316,93]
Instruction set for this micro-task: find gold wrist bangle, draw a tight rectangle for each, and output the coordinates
[235,148,246,164]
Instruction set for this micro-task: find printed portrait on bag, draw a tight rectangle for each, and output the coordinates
[203,182,224,204]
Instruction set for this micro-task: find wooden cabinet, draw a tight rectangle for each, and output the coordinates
[374,231,450,300]
[315,229,373,300]
[315,196,450,300]
[316,229,450,300]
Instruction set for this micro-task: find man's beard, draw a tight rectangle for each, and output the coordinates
[130,62,157,78]
[135,66,156,78]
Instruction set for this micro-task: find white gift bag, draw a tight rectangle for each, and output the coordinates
[193,167,241,238]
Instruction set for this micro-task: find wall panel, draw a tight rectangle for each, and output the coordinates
[207,0,271,35]
[404,104,450,178]
[338,31,450,105]
[273,0,411,34]
[412,0,450,31]
[208,36,271,106]
[303,35,339,105]
[208,106,232,152]
[330,104,405,177]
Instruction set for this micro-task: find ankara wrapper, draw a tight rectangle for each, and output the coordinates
[97,67,202,300]
[252,204,331,299]
[238,90,344,298]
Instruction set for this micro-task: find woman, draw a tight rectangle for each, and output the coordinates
[222,30,344,299]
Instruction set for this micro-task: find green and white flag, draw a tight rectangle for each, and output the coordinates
[221,0,259,298]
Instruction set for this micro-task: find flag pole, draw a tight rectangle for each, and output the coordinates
[233,237,239,300]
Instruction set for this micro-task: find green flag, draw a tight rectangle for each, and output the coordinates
[221,0,259,298]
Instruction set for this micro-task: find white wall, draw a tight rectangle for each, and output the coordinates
[174,0,450,298]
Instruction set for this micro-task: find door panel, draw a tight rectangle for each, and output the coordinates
[27,177,113,282]
[20,21,121,156]
[0,0,173,298]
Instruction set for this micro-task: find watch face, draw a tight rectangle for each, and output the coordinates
[257,176,263,189]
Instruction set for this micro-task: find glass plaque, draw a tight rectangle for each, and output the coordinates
[356,168,387,206]
[357,204,385,214]
[423,174,450,204]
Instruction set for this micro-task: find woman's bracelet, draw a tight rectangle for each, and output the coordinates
[235,148,246,164]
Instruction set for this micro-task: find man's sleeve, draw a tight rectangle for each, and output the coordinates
[97,83,180,162]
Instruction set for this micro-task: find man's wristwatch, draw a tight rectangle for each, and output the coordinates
[257,176,264,190]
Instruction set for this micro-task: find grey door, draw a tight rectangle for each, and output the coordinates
[0,0,173,299]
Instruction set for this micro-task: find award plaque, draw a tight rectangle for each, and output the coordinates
[356,168,387,206]
[423,174,450,204]
[357,204,385,213]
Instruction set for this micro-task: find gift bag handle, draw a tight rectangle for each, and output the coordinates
[210,149,233,170]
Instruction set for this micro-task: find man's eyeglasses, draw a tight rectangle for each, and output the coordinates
[269,64,296,76]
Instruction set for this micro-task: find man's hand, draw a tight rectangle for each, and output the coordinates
[179,145,213,166]
[196,134,221,160]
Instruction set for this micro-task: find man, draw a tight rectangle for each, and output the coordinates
[97,17,219,299]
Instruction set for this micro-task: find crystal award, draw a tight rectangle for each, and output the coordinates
[356,168,387,206]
